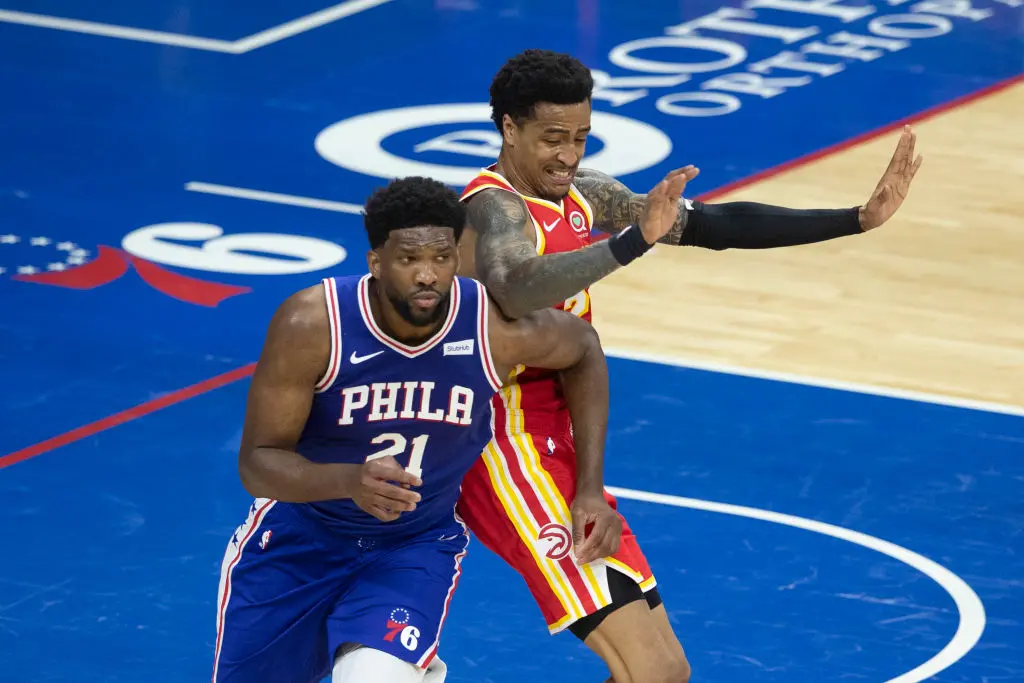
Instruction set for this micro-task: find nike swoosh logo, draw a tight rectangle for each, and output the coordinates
[543,219,559,232]
[350,350,385,364]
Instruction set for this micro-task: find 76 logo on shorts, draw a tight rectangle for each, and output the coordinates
[384,608,420,651]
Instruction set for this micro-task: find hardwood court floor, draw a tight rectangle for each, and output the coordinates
[592,80,1024,408]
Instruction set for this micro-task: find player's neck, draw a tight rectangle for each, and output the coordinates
[494,152,545,201]
[368,280,448,346]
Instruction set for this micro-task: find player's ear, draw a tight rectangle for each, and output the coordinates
[366,249,381,278]
[502,114,518,147]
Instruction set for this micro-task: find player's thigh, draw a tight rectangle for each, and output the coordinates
[214,501,340,683]
[328,519,469,670]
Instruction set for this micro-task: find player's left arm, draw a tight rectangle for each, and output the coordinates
[487,301,620,565]
[575,125,923,248]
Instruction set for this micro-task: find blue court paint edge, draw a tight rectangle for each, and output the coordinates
[3,72,1021,471]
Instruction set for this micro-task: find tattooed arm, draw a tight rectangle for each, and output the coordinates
[464,169,691,317]
[464,189,623,318]
[573,168,685,243]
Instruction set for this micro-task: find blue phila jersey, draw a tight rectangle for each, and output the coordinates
[294,273,504,538]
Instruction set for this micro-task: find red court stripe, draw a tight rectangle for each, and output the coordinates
[0,363,256,470]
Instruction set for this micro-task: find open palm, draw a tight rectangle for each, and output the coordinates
[861,125,924,231]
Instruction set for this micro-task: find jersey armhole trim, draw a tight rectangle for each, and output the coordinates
[568,184,596,230]
[475,281,504,393]
[314,277,342,393]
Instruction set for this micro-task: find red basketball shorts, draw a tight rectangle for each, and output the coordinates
[456,407,656,634]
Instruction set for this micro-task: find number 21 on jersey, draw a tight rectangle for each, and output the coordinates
[366,433,428,478]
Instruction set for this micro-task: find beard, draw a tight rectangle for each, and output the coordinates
[387,285,451,327]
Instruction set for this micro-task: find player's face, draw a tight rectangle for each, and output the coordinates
[505,100,591,201]
[370,227,459,327]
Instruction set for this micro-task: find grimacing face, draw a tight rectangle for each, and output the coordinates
[369,226,459,327]
[503,100,592,202]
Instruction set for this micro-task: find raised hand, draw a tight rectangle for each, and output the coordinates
[860,125,924,231]
[639,166,700,244]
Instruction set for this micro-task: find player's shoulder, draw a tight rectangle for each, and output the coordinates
[573,166,608,179]
[463,186,530,232]
[269,281,331,341]
[572,166,628,193]
[572,166,617,183]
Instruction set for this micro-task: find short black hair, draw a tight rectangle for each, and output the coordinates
[363,176,465,249]
[489,49,594,131]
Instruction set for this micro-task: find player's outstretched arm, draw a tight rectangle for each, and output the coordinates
[487,301,621,564]
[575,125,923,249]
[466,167,691,319]
[238,286,421,518]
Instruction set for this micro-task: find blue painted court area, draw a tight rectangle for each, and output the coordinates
[1,360,1022,681]
[1,0,1022,680]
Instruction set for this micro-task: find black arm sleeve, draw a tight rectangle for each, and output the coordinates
[680,200,862,250]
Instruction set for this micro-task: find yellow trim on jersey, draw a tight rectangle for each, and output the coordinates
[479,168,567,216]
[478,168,515,190]
[605,558,656,594]
[521,194,565,217]
[605,558,644,583]
[567,184,595,228]
[459,183,503,201]
[502,381,612,611]
[529,211,546,255]
[480,440,587,624]
[548,613,573,633]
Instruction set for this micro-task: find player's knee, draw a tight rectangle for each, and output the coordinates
[663,654,691,683]
[423,654,447,682]
[672,656,692,683]
[644,652,690,683]
[332,644,426,683]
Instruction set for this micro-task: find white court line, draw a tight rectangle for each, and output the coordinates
[0,9,236,52]
[185,182,364,215]
[607,486,986,683]
[0,0,395,53]
[232,0,395,53]
[606,347,1024,418]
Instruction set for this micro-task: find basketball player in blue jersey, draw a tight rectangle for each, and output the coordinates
[212,176,633,683]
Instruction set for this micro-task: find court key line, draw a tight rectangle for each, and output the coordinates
[0,0,394,54]
[608,486,986,683]
[185,182,364,214]
[2,74,1023,470]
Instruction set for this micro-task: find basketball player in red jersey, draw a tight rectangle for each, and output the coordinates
[455,49,923,683]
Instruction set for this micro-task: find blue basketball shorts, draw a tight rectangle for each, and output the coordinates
[212,499,469,683]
